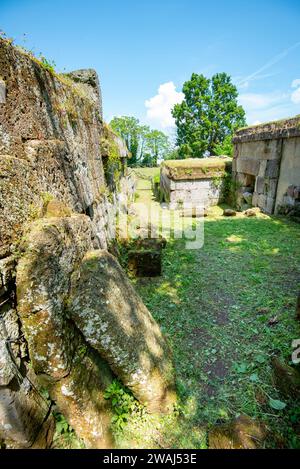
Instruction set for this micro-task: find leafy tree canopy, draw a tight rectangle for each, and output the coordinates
[110,116,171,167]
[110,116,141,166]
[172,72,246,158]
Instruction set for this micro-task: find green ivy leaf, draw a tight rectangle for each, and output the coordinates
[234,362,248,373]
[249,373,259,382]
[269,398,287,410]
[255,354,266,364]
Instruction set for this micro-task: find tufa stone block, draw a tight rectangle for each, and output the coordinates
[232,158,237,172]
[223,209,237,217]
[266,197,275,214]
[16,215,115,448]
[265,160,280,178]
[255,176,265,195]
[236,173,255,187]
[267,179,278,199]
[287,185,296,197]
[0,380,53,448]
[0,79,6,104]
[179,207,207,218]
[244,207,261,217]
[236,158,260,176]
[128,249,162,277]
[258,160,267,177]
[252,192,259,206]
[257,194,267,210]
[69,250,176,413]
[271,357,300,399]
[45,199,72,218]
[126,237,165,277]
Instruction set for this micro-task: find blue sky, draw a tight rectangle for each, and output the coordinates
[1,0,300,133]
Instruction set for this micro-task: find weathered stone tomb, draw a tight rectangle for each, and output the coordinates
[160,156,232,210]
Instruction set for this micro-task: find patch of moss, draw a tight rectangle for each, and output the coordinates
[41,192,54,209]
[222,173,242,207]
[211,175,223,189]
[238,115,300,132]
[162,157,232,180]
[163,157,231,170]
[100,123,123,192]
[53,97,79,129]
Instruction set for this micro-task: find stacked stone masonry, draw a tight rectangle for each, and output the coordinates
[160,157,232,210]
[0,38,174,448]
[232,116,300,214]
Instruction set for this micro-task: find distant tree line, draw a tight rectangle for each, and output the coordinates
[109,117,173,167]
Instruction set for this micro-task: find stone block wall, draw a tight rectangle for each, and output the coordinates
[0,38,164,449]
[0,37,120,448]
[232,117,300,214]
[160,157,232,210]
[0,38,134,258]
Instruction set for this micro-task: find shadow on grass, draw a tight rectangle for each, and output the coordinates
[132,214,300,448]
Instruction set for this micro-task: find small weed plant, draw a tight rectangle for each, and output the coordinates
[104,380,147,431]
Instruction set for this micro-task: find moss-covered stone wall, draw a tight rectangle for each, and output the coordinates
[0,37,129,257]
[0,38,134,448]
[0,38,174,450]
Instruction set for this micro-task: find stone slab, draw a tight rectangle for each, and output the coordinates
[255,176,265,194]
[69,250,176,413]
[266,160,280,178]
[236,158,260,176]
[128,250,162,277]
[0,79,6,104]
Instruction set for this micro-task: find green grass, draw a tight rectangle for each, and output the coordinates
[129,167,160,180]
[134,216,300,448]
[162,156,230,169]
[116,175,300,449]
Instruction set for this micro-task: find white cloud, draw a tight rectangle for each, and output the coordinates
[292,78,300,88]
[291,87,300,104]
[145,82,184,129]
[238,91,297,124]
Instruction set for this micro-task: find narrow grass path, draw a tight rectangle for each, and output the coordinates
[118,169,300,448]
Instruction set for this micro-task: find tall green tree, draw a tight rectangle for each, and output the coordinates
[138,124,151,164]
[110,116,141,166]
[144,129,170,166]
[109,116,171,167]
[172,73,246,158]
